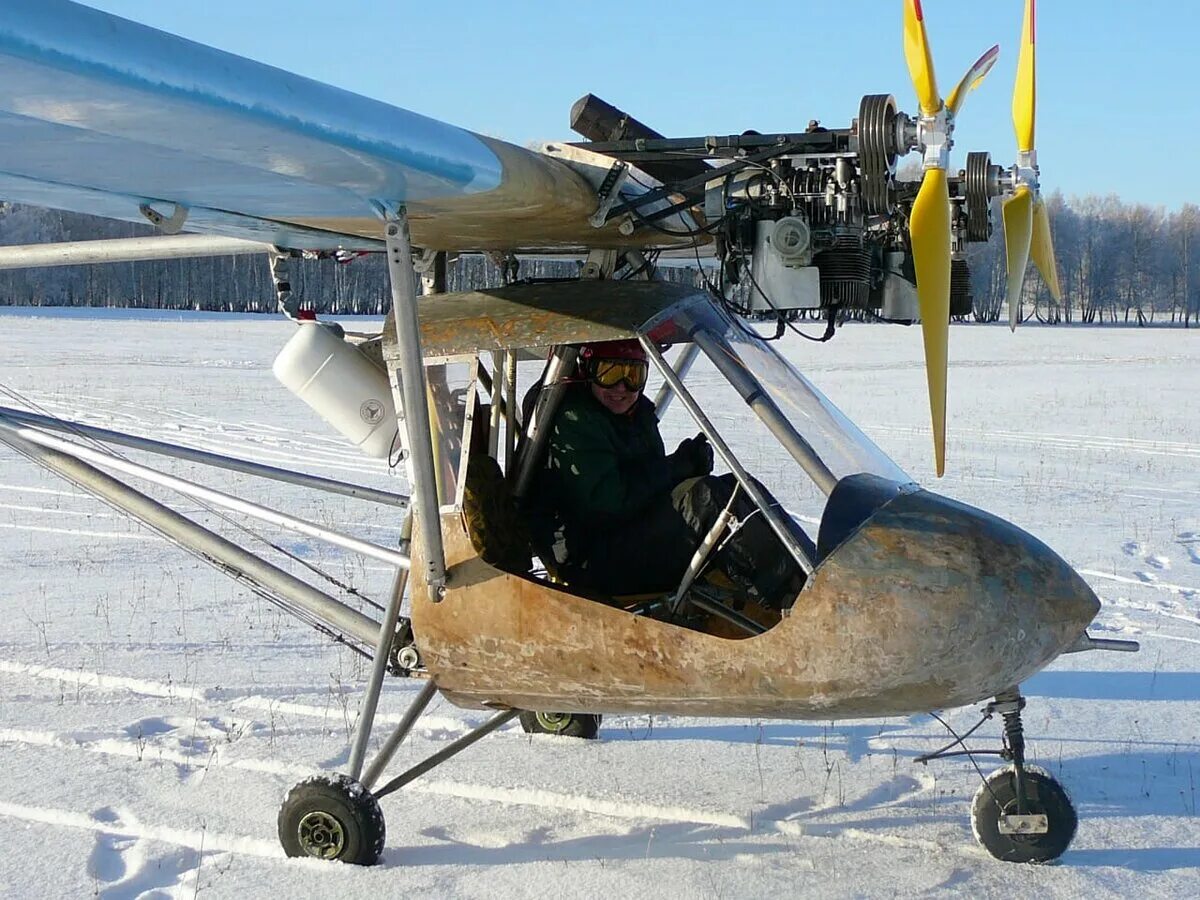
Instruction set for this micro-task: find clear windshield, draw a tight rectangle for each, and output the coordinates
[663,300,909,493]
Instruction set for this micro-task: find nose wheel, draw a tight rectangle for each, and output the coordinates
[971,764,1078,863]
[917,686,1079,863]
[971,688,1077,862]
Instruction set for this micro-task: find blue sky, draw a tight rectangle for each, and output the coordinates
[80,0,1195,210]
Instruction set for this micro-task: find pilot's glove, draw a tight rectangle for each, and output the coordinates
[669,433,714,482]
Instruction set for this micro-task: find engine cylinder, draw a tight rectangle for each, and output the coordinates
[950,259,973,318]
[814,238,873,308]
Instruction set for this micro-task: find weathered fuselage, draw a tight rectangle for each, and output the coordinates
[411,479,1099,719]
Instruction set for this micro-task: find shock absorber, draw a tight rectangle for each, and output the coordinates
[992,687,1028,812]
[998,697,1027,766]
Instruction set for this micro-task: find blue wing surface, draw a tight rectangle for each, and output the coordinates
[0,0,605,249]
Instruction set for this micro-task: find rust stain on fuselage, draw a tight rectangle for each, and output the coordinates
[410,488,1099,719]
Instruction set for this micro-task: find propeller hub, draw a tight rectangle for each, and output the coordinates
[1007,159,1040,193]
[916,107,953,171]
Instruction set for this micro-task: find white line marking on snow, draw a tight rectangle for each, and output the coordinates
[0,727,308,778]
[0,522,158,540]
[408,780,749,829]
[0,724,750,830]
[1081,569,1199,599]
[0,800,283,859]
[0,660,466,731]
[0,502,116,517]
[0,482,86,498]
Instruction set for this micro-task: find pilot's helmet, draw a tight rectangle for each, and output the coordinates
[579,339,648,392]
[580,338,646,362]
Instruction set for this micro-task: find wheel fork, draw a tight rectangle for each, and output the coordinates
[989,687,1048,836]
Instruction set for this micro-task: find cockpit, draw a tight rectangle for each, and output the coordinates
[382,278,918,639]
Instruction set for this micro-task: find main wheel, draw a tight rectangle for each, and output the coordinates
[278,774,385,865]
[518,710,601,739]
[971,765,1077,863]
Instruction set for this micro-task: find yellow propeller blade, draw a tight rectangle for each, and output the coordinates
[1031,197,1062,300]
[910,167,951,477]
[947,44,1000,117]
[903,0,941,116]
[1003,186,1034,330]
[1013,0,1037,153]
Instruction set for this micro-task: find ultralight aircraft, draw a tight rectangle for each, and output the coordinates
[0,0,1138,866]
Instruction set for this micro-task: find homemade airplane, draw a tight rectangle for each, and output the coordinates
[0,0,1137,867]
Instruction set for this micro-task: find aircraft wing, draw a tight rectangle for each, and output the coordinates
[0,0,690,252]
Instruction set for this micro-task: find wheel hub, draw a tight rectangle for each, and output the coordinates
[535,711,571,732]
[297,810,347,859]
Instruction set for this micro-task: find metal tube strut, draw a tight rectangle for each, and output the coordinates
[511,346,578,500]
[0,405,408,507]
[373,709,520,799]
[0,418,410,570]
[0,426,382,647]
[348,512,414,781]
[360,678,439,790]
[0,234,270,270]
[640,337,814,575]
[689,329,837,495]
[385,210,447,601]
[651,342,700,419]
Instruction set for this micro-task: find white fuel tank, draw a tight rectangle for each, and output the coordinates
[273,319,398,459]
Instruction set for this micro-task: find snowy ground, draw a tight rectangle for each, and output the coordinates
[0,308,1197,899]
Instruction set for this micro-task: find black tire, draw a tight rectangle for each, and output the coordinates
[518,710,601,739]
[278,774,385,865]
[971,765,1078,863]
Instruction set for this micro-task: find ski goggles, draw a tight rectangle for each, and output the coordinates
[583,358,648,392]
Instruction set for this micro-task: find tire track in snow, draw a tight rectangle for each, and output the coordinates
[0,724,750,830]
[871,424,1200,460]
[0,522,159,541]
[1,725,956,859]
[0,482,89,499]
[0,660,465,732]
[0,799,283,859]
[1082,569,1200,605]
[0,502,119,518]
[0,692,943,841]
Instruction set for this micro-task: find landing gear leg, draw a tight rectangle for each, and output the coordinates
[278,207,499,865]
[970,687,1078,863]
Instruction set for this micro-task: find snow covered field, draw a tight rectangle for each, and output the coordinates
[1,308,1197,898]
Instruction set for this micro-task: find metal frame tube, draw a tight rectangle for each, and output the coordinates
[689,329,837,495]
[385,210,447,600]
[511,346,578,500]
[360,678,439,790]
[0,234,270,270]
[0,418,410,570]
[373,709,520,799]
[651,342,699,419]
[688,589,768,636]
[349,511,414,781]
[476,366,511,422]
[0,405,408,508]
[488,352,503,457]
[669,485,740,615]
[504,351,518,473]
[0,427,383,646]
[640,337,814,575]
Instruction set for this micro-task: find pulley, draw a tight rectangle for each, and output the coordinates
[857,94,900,216]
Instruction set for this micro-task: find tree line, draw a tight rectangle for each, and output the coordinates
[964,194,1198,326]
[0,199,1196,326]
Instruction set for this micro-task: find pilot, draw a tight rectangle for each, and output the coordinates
[528,338,803,607]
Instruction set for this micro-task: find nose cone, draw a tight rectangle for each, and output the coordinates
[809,477,1100,712]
